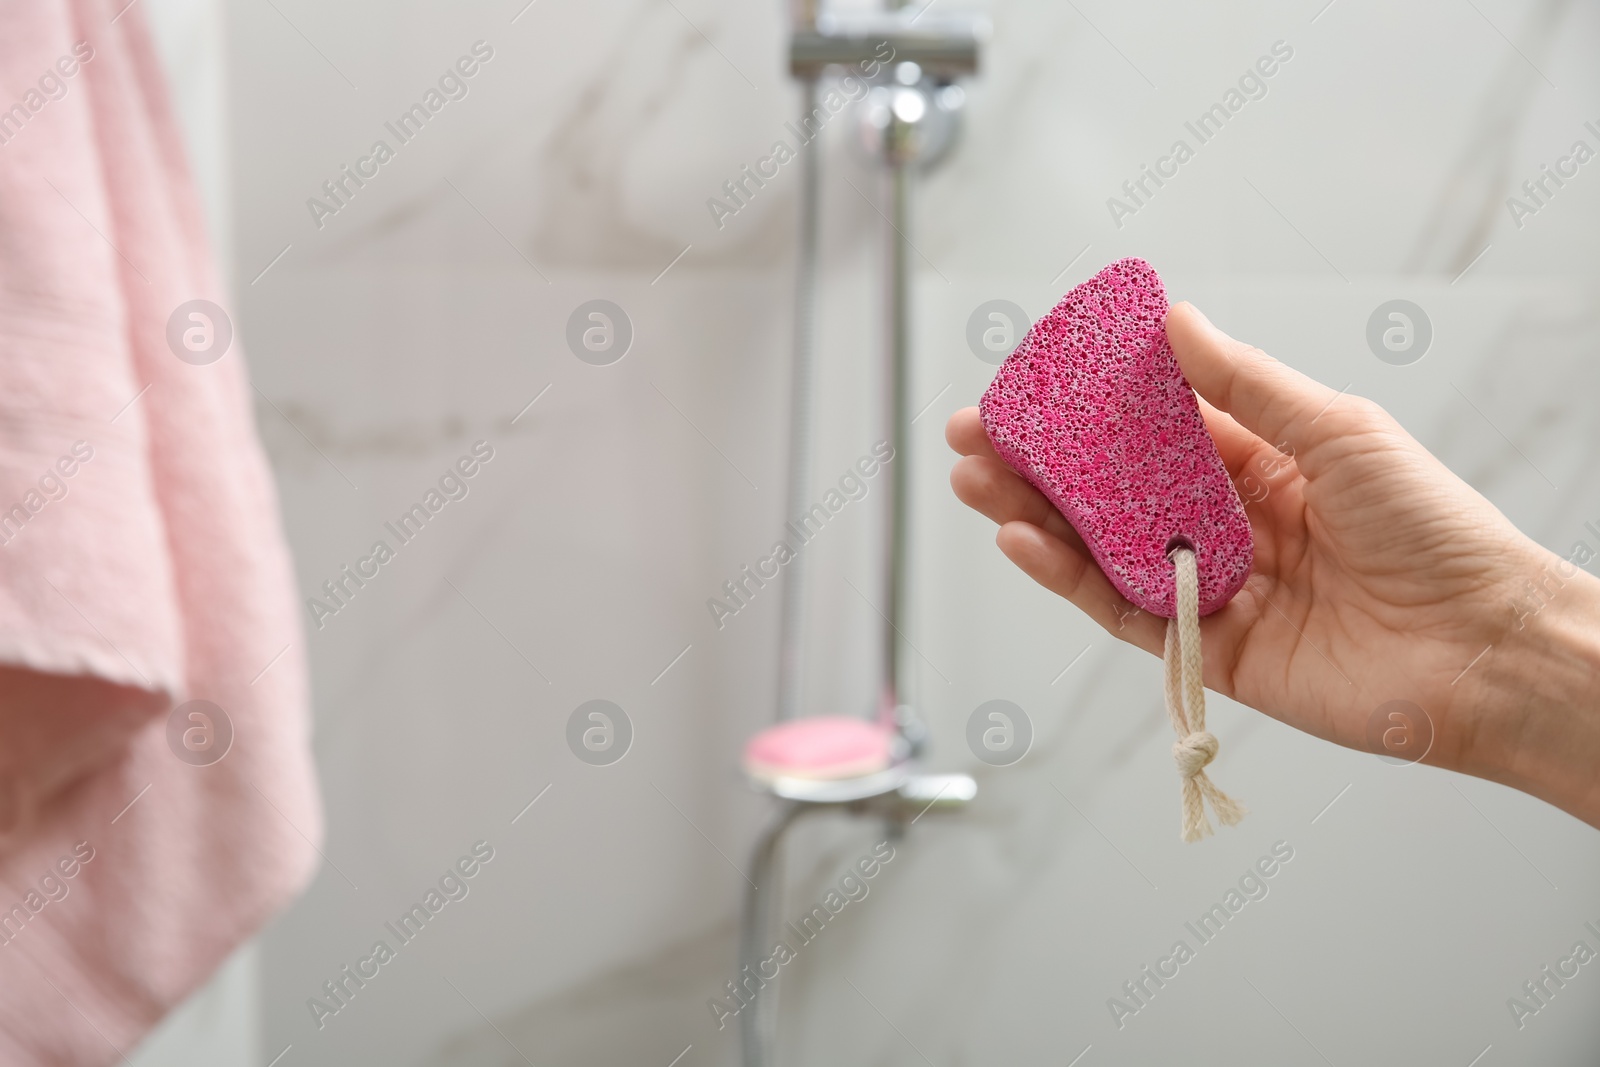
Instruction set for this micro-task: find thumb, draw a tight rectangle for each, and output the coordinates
[1166,301,1344,460]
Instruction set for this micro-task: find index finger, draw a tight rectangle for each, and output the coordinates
[1167,301,1341,462]
[945,406,999,460]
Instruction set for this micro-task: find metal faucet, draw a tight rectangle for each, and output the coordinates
[732,7,988,1065]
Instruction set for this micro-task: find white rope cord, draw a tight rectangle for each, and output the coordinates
[1163,547,1246,842]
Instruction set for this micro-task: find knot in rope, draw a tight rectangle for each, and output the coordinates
[1173,730,1219,779]
[1163,546,1246,842]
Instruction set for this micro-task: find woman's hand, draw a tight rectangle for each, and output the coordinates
[947,301,1600,826]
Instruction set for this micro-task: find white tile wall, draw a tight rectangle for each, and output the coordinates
[211,0,1600,1063]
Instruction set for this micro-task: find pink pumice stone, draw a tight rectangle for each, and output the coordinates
[978,258,1252,618]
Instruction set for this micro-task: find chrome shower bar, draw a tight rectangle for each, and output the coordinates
[789,11,985,79]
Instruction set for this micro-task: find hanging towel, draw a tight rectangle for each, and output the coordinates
[0,1,320,1061]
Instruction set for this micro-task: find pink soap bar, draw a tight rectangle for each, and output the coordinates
[978,258,1252,618]
[743,716,897,781]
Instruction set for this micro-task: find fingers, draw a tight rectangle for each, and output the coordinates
[1167,302,1343,465]
[1196,395,1284,481]
[946,387,1240,658]
[995,522,1167,656]
[947,405,1093,549]
[949,452,1166,654]
[945,406,998,460]
[950,454,1086,550]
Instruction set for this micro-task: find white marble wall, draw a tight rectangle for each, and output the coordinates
[219,0,1600,1064]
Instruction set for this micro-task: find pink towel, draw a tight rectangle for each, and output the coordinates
[0,3,320,1061]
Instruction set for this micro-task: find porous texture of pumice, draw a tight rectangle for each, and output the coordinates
[979,258,1253,618]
